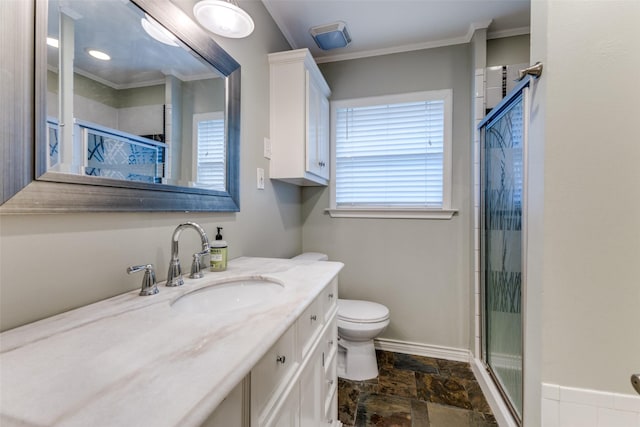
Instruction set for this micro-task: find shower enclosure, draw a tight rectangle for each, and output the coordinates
[479,76,533,423]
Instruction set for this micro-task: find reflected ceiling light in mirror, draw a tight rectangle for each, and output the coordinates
[141,14,179,47]
[87,49,111,61]
[47,37,59,48]
[193,0,254,39]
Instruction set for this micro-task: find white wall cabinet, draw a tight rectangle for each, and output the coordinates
[268,49,331,186]
[205,278,339,427]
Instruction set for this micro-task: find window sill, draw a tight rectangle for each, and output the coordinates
[325,208,458,220]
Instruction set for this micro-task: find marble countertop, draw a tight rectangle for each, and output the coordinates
[0,257,343,427]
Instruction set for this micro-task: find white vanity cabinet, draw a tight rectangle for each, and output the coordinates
[251,277,339,427]
[0,257,344,427]
[268,49,331,186]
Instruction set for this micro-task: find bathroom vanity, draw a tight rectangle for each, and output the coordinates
[0,257,342,427]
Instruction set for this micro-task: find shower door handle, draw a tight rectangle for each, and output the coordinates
[631,374,640,395]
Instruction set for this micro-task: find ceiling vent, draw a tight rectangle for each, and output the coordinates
[310,21,351,50]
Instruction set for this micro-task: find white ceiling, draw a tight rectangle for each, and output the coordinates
[48,0,218,88]
[260,0,530,63]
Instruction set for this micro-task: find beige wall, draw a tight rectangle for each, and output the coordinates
[528,0,640,405]
[0,0,297,331]
[487,34,530,67]
[303,45,473,350]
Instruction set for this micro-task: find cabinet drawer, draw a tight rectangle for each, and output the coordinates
[325,390,338,426]
[323,316,338,375]
[324,360,338,425]
[324,351,337,397]
[297,296,323,359]
[252,324,298,416]
[322,278,338,321]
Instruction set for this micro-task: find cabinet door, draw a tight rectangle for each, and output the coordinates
[200,378,247,427]
[266,383,300,427]
[299,346,325,427]
[316,94,330,180]
[306,72,329,180]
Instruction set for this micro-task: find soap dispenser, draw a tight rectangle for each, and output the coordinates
[210,227,228,271]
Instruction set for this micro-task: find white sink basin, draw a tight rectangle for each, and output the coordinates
[171,279,283,315]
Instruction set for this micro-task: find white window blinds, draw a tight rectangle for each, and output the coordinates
[195,115,225,191]
[334,93,448,208]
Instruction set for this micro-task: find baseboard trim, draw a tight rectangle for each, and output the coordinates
[374,338,472,363]
[471,358,519,427]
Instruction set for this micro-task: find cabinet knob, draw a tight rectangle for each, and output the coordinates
[328,340,334,347]
[328,293,334,299]
[310,314,318,322]
[276,355,286,364]
[327,379,334,386]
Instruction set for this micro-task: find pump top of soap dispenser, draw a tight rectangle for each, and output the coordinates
[212,227,227,248]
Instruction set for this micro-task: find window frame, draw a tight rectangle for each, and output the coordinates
[328,89,457,219]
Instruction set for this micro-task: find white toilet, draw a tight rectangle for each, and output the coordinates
[291,253,390,381]
[336,298,389,380]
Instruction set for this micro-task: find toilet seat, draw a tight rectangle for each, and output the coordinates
[338,299,389,324]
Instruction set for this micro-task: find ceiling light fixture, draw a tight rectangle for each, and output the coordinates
[193,0,254,39]
[310,21,351,51]
[87,49,111,61]
[141,14,179,47]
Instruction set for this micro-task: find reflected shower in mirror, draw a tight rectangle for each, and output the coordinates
[46,0,227,190]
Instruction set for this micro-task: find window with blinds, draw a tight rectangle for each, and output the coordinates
[331,90,453,216]
[193,112,225,191]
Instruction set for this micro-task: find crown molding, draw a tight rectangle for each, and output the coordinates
[315,20,493,64]
[487,26,531,40]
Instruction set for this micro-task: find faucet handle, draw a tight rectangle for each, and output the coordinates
[189,250,209,279]
[127,264,159,296]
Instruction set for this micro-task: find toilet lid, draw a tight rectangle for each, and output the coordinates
[337,299,389,323]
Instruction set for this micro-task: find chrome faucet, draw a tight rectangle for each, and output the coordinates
[166,222,210,287]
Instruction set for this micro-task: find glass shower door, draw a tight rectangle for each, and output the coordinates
[480,89,526,421]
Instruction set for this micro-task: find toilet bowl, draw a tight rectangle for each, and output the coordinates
[291,253,391,381]
[336,299,389,380]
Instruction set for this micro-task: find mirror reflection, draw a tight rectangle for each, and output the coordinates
[46,0,227,190]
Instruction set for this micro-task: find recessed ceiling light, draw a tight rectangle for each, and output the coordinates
[47,37,59,48]
[193,0,255,39]
[141,14,179,47]
[87,49,111,61]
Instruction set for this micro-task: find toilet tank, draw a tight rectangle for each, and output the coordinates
[291,252,328,261]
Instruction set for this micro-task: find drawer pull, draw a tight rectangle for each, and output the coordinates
[276,355,286,364]
[310,314,318,321]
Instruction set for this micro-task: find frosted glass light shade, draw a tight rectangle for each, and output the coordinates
[141,15,179,47]
[193,0,255,39]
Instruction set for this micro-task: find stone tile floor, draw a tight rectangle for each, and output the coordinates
[338,350,498,427]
